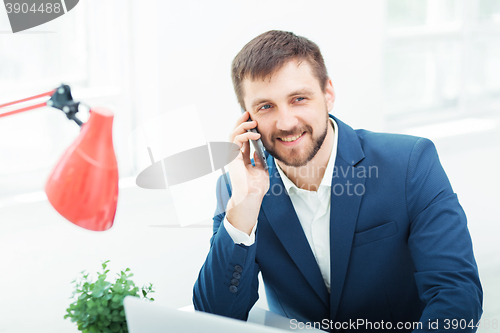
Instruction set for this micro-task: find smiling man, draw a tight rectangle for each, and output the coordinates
[193,30,482,332]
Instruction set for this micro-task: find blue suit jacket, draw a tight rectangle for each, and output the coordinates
[193,115,482,332]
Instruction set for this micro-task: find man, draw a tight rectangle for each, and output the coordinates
[193,30,482,332]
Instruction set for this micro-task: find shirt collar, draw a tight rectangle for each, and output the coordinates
[275,117,338,194]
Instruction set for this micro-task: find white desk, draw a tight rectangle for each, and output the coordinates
[178,304,322,331]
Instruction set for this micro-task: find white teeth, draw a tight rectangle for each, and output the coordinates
[280,133,302,142]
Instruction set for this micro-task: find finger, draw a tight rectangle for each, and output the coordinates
[230,111,251,138]
[232,131,261,149]
[253,151,264,169]
[241,141,251,165]
[234,111,250,128]
[233,132,260,166]
[229,120,257,142]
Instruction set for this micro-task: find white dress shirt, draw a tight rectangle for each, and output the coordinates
[224,118,339,293]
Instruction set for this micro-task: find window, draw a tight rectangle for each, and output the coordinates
[0,1,134,199]
[384,0,500,124]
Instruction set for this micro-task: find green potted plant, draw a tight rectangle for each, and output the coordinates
[64,260,155,333]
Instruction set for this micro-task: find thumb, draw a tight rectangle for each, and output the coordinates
[253,151,264,169]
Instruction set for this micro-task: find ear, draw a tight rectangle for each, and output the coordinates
[324,79,335,112]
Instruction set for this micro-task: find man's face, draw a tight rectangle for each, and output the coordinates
[242,59,335,167]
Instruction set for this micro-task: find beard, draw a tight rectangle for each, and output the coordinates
[264,110,329,168]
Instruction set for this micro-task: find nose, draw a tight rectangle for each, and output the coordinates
[275,105,298,131]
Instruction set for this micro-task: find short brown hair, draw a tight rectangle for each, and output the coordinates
[231,30,329,109]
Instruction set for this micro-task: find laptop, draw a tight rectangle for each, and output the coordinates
[123,296,323,332]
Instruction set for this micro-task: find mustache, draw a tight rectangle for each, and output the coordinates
[271,125,313,140]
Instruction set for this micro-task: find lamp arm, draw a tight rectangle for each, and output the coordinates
[0,90,55,118]
[0,89,55,108]
[0,84,84,127]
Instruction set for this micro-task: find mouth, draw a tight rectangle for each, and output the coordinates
[278,132,303,142]
[277,132,305,145]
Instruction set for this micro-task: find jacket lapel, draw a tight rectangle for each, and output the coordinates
[328,116,365,321]
[261,158,330,307]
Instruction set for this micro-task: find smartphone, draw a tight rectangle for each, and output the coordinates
[241,107,269,171]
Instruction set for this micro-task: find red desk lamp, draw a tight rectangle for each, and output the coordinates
[0,84,118,231]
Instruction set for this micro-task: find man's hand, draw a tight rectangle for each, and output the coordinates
[226,111,270,235]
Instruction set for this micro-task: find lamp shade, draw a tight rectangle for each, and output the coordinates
[45,107,119,231]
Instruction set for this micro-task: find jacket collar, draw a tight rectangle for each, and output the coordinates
[331,114,364,166]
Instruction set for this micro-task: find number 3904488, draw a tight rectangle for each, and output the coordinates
[5,3,61,14]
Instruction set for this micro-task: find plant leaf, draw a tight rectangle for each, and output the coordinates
[110,322,120,332]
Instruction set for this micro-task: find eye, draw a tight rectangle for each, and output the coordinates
[259,104,272,111]
[294,97,305,102]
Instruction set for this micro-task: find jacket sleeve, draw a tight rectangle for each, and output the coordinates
[192,174,260,320]
[406,138,483,332]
